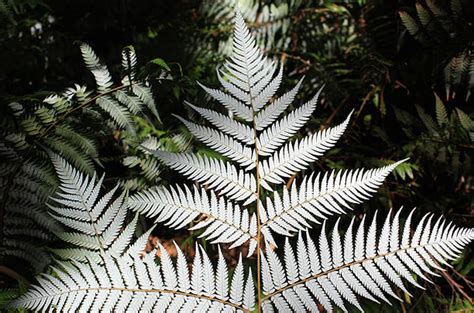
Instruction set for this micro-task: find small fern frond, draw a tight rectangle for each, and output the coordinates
[80,43,113,92]
[255,77,304,131]
[259,112,352,188]
[175,115,256,170]
[48,155,138,261]
[399,11,420,37]
[185,101,254,144]
[198,82,254,122]
[261,209,474,311]
[260,160,406,237]
[434,93,448,127]
[416,3,432,27]
[132,83,161,122]
[11,244,255,312]
[121,45,137,84]
[127,184,258,255]
[152,150,257,204]
[114,89,144,115]
[96,96,136,136]
[257,87,322,156]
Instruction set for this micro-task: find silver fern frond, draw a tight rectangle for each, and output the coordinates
[152,150,257,205]
[259,112,352,188]
[260,160,407,238]
[11,244,255,312]
[80,43,113,92]
[48,155,139,262]
[127,184,258,256]
[261,209,474,312]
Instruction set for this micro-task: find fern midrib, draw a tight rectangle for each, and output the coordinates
[241,42,264,312]
[262,235,462,301]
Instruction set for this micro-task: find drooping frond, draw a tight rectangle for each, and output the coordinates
[11,244,255,312]
[151,150,257,205]
[174,115,256,170]
[260,160,407,237]
[127,184,258,256]
[261,210,474,312]
[48,155,139,262]
[259,112,352,188]
[257,87,322,156]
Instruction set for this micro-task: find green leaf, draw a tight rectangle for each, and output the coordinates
[434,93,448,127]
[149,57,171,72]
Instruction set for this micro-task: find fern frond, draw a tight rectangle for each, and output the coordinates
[80,43,113,92]
[455,107,474,131]
[96,96,136,136]
[399,11,420,37]
[11,244,255,312]
[257,87,322,156]
[121,45,137,83]
[259,112,352,188]
[54,124,98,158]
[219,10,283,112]
[175,115,256,170]
[260,160,406,237]
[434,93,448,127]
[261,209,474,311]
[198,82,254,122]
[127,184,258,255]
[152,150,257,204]
[48,155,138,261]
[185,101,254,144]
[114,89,144,115]
[255,77,304,131]
[132,83,161,122]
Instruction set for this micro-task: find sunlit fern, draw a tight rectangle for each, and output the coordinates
[9,9,474,312]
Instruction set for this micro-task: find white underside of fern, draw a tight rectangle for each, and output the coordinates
[10,9,474,313]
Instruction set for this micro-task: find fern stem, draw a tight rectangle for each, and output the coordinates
[251,90,263,313]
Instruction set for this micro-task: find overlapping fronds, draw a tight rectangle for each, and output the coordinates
[400,0,474,99]
[11,244,255,312]
[0,43,157,271]
[261,209,474,312]
[149,9,405,258]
